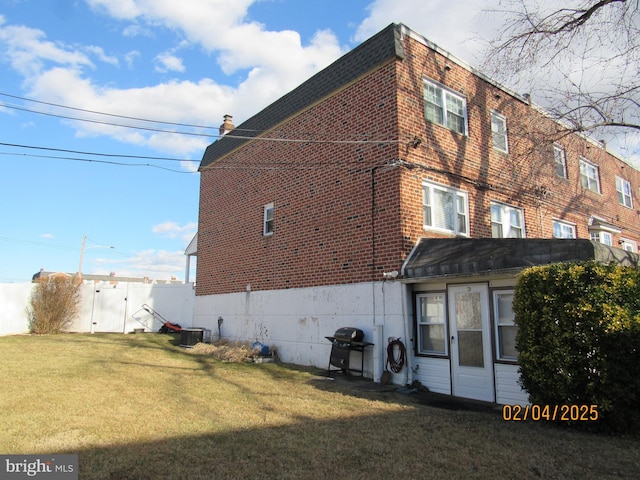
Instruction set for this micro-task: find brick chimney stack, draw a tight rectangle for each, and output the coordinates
[219,114,235,136]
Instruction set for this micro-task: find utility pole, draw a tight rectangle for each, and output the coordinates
[78,234,87,277]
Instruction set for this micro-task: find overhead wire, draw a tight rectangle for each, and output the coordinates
[0,91,407,173]
[0,150,195,173]
[0,91,406,145]
[0,141,194,162]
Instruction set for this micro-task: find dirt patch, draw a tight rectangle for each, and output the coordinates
[188,340,270,363]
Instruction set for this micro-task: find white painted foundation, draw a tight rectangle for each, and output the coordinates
[194,281,407,379]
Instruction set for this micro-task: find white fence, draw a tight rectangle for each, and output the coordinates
[0,282,195,336]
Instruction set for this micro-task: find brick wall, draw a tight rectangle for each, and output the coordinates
[197,28,640,296]
[396,32,640,249]
[197,61,406,295]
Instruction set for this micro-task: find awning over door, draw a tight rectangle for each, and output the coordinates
[402,238,640,281]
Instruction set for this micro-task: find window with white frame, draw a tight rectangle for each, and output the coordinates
[493,291,518,361]
[590,231,613,246]
[553,144,567,178]
[263,203,274,236]
[423,79,467,135]
[620,239,637,252]
[417,293,447,355]
[423,181,469,235]
[491,202,524,238]
[491,111,508,153]
[616,176,633,208]
[553,220,576,239]
[579,158,601,193]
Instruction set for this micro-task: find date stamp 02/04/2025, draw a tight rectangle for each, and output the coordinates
[502,404,599,422]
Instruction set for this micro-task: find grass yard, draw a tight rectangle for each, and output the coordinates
[0,333,638,479]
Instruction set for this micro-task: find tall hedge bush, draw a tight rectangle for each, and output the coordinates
[514,261,640,434]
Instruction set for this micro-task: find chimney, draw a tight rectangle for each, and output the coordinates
[219,114,235,136]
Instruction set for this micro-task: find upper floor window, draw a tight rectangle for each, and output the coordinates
[553,220,576,239]
[493,291,517,361]
[423,79,467,135]
[263,203,274,236]
[616,176,633,208]
[423,181,469,236]
[620,239,637,252]
[491,202,524,238]
[580,158,601,193]
[553,144,567,178]
[416,293,447,356]
[491,111,508,153]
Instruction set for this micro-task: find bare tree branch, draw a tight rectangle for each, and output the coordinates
[483,0,640,154]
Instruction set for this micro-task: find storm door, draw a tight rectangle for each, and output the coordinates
[448,284,495,402]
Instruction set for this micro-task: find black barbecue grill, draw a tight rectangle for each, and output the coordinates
[325,327,374,378]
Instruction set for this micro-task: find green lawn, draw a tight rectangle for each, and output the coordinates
[1,333,638,479]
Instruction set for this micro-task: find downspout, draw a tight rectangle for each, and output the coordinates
[398,281,411,385]
[401,241,422,386]
[371,165,382,382]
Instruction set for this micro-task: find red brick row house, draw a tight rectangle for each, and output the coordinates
[195,24,640,404]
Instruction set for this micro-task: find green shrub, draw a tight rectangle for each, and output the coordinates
[514,261,640,434]
[28,275,81,334]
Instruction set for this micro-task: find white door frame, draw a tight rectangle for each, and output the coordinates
[448,283,495,402]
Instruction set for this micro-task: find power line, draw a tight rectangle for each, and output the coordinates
[0,101,219,139]
[0,141,197,163]
[0,141,385,170]
[0,91,403,141]
[0,91,218,130]
[0,235,78,251]
[0,91,406,145]
[0,150,196,173]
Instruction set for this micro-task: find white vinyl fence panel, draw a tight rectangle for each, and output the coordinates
[0,282,195,336]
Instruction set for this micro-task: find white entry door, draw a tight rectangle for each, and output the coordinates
[448,284,495,402]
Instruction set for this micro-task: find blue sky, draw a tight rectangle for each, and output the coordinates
[1,0,635,283]
[1,0,504,283]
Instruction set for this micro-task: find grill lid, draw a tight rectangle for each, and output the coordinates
[333,327,364,343]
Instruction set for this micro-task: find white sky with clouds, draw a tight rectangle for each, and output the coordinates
[0,0,634,282]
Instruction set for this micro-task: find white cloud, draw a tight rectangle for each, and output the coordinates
[154,52,185,73]
[85,0,142,19]
[93,249,186,280]
[122,24,153,38]
[84,45,119,67]
[354,0,492,65]
[124,50,140,68]
[40,233,54,239]
[0,23,93,76]
[152,221,197,242]
[0,1,345,158]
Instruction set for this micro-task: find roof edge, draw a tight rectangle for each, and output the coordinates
[199,23,404,170]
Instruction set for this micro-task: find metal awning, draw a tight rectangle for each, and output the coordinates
[402,238,640,281]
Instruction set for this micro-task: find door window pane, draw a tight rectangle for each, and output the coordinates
[455,292,481,329]
[458,331,484,367]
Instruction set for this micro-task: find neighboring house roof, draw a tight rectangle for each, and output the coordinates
[31,271,181,284]
[199,23,404,169]
[402,238,640,281]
